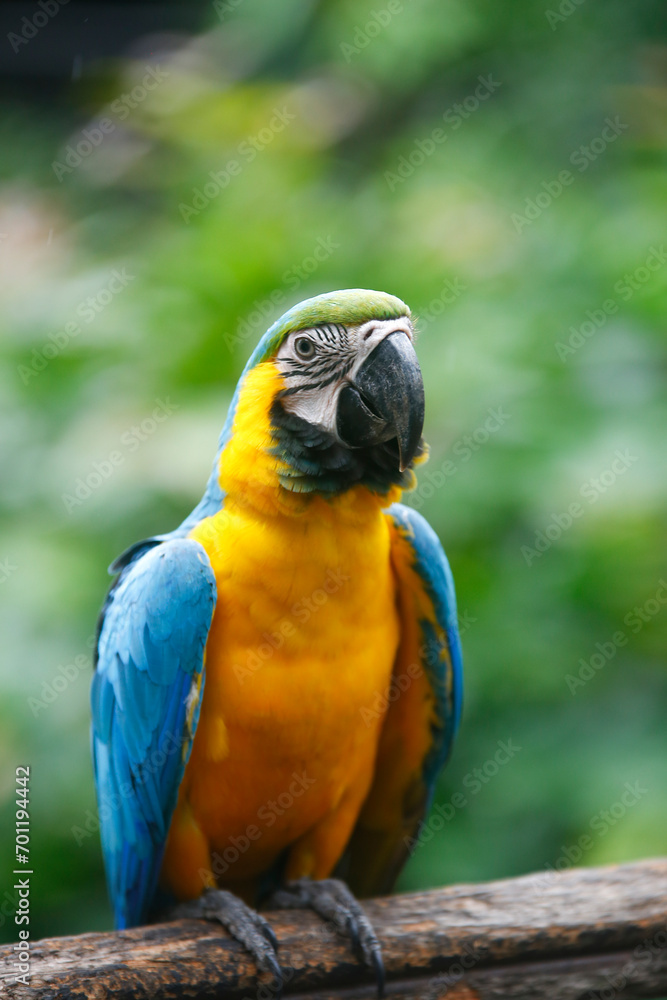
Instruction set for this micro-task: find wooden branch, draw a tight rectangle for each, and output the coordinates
[2,859,666,1000]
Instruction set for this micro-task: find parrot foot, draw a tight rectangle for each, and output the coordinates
[268,877,385,997]
[171,889,282,995]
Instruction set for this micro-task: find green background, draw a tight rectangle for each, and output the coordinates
[0,0,665,941]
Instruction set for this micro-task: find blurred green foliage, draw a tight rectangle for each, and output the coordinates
[0,0,666,942]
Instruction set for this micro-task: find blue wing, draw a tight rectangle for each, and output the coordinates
[345,502,462,895]
[387,502,463,786]
[91,537,217,929]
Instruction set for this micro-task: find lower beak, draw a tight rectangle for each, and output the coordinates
[336,331,425,471]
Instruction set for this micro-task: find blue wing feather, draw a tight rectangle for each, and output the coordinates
[91,537,216,929]
[386,502,463,802]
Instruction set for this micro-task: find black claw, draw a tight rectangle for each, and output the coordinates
[262,921,280,952]
[267,878,386,994]
[265,954,283,999]
[371,948,385,999]
[162,889,282,993]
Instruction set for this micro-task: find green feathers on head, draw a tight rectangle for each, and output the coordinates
[246,289,410,370]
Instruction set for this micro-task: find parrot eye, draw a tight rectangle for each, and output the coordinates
[294,336,316,359]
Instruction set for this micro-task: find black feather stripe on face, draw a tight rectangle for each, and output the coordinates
[279,324,356,395]
[279,370,351,397]
[270,318,424,493]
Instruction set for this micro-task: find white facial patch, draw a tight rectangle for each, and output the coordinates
[274,317,414,437]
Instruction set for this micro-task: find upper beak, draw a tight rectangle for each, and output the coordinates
[336,331,425,471]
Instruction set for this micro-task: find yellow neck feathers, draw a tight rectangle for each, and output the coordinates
[217,361,404,521]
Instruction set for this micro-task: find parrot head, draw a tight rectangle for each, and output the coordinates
[215,289,426,502]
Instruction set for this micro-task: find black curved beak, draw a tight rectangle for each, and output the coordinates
[336,331,425,471]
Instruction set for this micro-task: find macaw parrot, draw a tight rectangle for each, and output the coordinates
[91,288,462,990]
